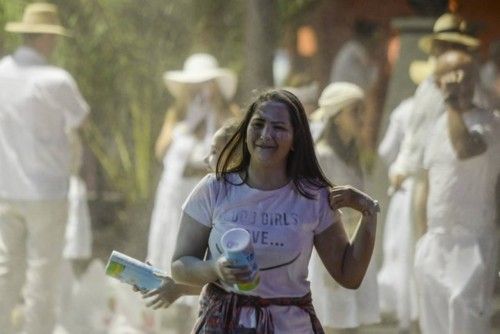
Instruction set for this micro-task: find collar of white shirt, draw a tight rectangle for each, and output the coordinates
[13,46,47,66]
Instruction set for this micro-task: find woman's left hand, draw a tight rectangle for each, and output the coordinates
[142,276,182,309]
[328,185,379,216]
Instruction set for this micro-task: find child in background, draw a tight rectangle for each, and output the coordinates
[204,120,240,171]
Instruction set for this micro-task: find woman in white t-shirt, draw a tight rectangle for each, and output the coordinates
[162,89,379,333]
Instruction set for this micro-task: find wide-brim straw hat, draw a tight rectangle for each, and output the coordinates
[5,2,69,37]
[163,53,237,101]
[409,57,436,85]
[419,13,479,54]
[310,82,364,122]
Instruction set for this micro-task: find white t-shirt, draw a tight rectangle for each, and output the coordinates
[0,46,89,199]
[423,109,500,234]
[182,173,339,298]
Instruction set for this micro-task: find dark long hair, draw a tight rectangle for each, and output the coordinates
[215,89,332,199]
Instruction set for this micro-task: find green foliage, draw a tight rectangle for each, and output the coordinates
[0,0,312,205]
[0,0,245,204]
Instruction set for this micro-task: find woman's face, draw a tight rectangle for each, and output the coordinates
[246,101,294,169]
[334,101,363,137]
[186,80,218,102]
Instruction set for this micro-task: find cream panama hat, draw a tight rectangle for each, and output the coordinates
[419,13,479,54]
[310,82,364,122]
[163,53,237,100]
[5,3,69,37]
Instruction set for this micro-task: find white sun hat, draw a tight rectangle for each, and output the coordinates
[163,53,237,100]
[5,2,70,37]
[310,82,364,122]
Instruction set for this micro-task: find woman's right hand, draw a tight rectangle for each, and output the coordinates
[212,256,256,285]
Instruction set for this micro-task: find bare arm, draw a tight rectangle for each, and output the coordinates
[314,186,378,289]
[414,170,429,238]
[447,107,486,159]
[171,212,217,285]
[171,212,254,287]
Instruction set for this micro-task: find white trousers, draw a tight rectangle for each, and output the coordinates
[414,228,497,334]
[0,199,67,334]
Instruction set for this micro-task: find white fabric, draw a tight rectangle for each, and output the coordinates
[0,46,89,200]
[63,176,92,259]
[423,109,500,232]
[389,77,444,178]
[330,40,378,92]
[378,97,414,166]
[182,173,339,332]
[148,124,210,271]
[377,97,418,329]
[390,76,493,179]
[64,131,92,260]
[147,122,213,311]
[308,143,381,328]
[0,198,67,334]
[415,109,500,334]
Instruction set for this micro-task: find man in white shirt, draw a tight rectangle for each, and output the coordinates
[0,3,89,334]
[414,50,500,334]
[389,13,489,189]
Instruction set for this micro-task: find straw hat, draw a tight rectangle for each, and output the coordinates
[163,53,237,100]
[419,13,479,54]
[5,2,69,37]
[409,57,436,85]
[310,82,364,122]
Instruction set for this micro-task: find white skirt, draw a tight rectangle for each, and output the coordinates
[377,178,418,327]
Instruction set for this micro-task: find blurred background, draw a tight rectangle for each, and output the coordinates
[0,1,498,332]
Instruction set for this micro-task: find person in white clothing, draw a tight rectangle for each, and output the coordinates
[389,13,488,191]
[0,3,89,334]
[376,60,434,331]
[309,82,380,332]
[144,53,239,331]
[414,50,500,334]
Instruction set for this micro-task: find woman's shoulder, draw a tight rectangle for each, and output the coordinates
[296,178,331,200]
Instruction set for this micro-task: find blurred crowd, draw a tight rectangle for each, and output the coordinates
[0,2,498,334]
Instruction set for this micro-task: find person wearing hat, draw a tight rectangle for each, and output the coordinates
[308,82,381,332]
[0,3,89,334]
[376,60,433,332]
[143,53,239,328]
[414,49,500,334]
[389,13,491,192]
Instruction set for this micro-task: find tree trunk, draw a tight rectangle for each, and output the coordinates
[242,0,277,100]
